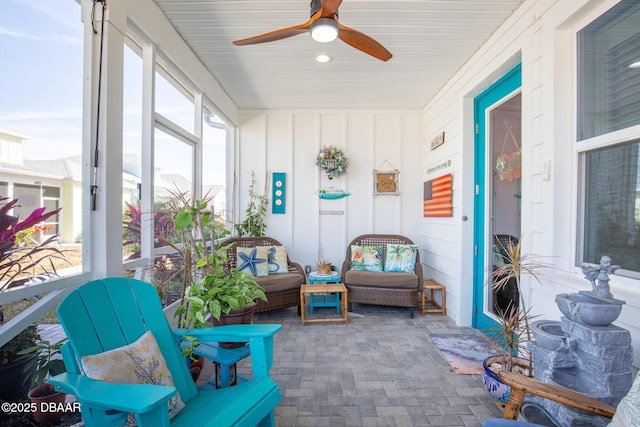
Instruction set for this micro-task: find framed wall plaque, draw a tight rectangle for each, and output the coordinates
[373,170,400,196]
[431,131,445,150]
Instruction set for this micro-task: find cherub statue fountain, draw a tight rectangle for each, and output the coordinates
[527,256,633,426]
[581,255,620,299]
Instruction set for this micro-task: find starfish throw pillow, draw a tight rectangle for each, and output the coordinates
[236,246,269,277]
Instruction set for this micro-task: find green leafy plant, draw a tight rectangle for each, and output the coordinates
[235,171,268,237]
[19,338,67,387]
[172,195,267,329]
[0,321,40,367]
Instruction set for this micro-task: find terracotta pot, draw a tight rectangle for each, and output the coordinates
[28,383,67,424]
[212,304,255,349]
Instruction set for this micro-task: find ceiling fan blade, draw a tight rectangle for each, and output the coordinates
[319,0,343,17]
[338,23,392,62]
[233,19,313,46]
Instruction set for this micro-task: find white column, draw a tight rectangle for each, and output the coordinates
[83,0,125,278]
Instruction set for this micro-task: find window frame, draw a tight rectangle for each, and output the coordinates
[121,31,232,283]
[575,0,640,280]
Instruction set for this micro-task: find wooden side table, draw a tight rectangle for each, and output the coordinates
[422,278,446,315]
[308,271,341,314]
[300,283,348,325]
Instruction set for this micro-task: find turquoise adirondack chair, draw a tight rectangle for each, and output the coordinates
[48,278,281,427]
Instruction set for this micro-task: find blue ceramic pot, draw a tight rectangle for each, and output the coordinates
[482,356,511,406]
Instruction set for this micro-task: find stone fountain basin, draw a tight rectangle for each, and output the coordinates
[520,402,560,427]
[555,293,623,326]
[531,320,573,351]
[552,367,596,394]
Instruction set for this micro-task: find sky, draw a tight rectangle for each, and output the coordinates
[0,0,226,185]
[0,0,83,159]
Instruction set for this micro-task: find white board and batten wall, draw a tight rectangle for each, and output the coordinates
[236,111,422,275]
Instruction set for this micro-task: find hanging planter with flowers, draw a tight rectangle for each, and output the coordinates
[316,146,349,179]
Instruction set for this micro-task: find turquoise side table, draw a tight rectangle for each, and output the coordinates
[308,271,341,314]
[192,342,250,388]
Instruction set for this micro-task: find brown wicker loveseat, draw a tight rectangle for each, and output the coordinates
[340,234,423,318]
[220,236,305,314]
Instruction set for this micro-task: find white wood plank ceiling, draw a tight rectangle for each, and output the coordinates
[153,0,526,110]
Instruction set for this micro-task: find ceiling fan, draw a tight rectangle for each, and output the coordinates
[233,0,392,62]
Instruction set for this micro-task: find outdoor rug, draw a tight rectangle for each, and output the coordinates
[430,333,499,374]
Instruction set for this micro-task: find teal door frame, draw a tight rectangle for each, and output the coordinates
[472,64,522,331]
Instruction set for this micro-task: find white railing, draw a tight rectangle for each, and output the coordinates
[1,246,183,347]
[0,272,90,347]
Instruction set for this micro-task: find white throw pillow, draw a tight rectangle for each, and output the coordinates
[608,370,640,426]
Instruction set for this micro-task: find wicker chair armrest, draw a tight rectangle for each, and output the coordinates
[414,252,424,290]
[288,261,305,276]
[340,261,350,282]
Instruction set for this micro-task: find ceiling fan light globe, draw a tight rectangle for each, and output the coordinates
[311,18,338,43]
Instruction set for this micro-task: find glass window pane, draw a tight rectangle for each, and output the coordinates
[583,139,640,276]
[154,127,193,239]
[577,0,640,141]
[123,46,143,261]
[152,129,192,306]
[155,71,194,134]
[202,110,227,219]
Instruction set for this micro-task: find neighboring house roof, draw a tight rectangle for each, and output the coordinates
[123,153,140,164]
[24,155,81,179]
[0,161,40,174]
[160,174,191,193]
[0,156,82,183]
[0,124,30,141]
[204,184,224,198]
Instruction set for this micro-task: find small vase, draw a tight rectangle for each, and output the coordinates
[316,261,331,274]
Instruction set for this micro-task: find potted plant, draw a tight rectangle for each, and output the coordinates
[172,195,267,349]
[0,196,65,401]
[21,338,68,424]
[235,171,268,237]
[0,322,40,401]
[482,236,544,405]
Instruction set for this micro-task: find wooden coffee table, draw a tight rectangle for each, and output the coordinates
[300,283,348,325]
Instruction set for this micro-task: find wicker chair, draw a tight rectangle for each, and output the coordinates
[340,234,423,317]
[220,236,305,314]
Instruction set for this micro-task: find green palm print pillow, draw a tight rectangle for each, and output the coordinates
[384,244,417,273]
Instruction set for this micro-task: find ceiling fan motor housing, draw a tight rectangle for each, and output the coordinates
[310,0,338,18]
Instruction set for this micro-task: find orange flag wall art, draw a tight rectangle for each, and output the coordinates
[423,173,452,217]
